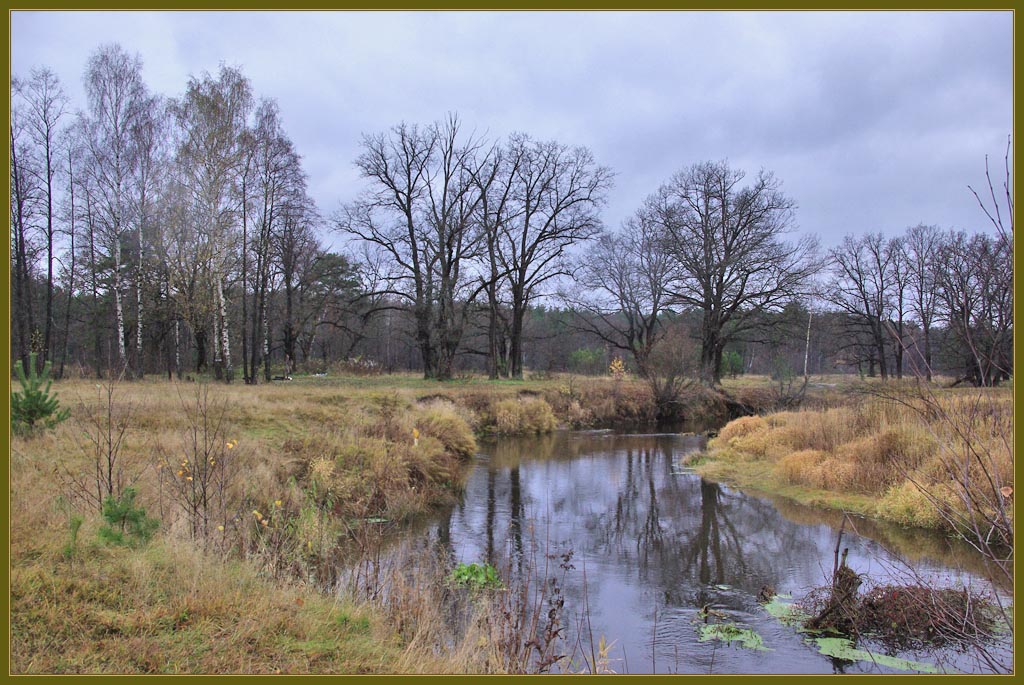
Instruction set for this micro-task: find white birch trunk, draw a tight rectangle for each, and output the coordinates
[135,239,143,376]
[262,294,269,378]
[803,311,813,381]
[213,303,222,367]
[174,318,181,378]
[217,276,232,374]
[114,242,127,369]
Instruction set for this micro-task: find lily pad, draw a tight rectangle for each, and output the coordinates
[699,623,770,651]
[763,598,811,626]
[813,637,941,673]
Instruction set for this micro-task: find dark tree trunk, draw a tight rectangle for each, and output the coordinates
[194,328,207,373]
[10,131,35,376]
[415,303,436,379]
[487,303,500,380]
[509,304,525,380]
[923,325,933,382]
[875,331,889,380]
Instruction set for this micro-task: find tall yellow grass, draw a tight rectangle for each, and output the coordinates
[706,390,1013,533]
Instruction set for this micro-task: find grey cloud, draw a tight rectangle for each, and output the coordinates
[11,10,1011,248]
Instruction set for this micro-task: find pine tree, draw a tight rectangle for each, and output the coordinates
[11,351,70,434]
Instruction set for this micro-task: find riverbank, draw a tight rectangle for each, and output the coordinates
[5,372,739,673]
[10,377,486,673]
[693,382,1013,542]
[5,372,881,673]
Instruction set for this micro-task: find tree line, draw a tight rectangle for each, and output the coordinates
[10,43,1013,396]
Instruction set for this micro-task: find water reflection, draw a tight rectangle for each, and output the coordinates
[398,431,1008,674]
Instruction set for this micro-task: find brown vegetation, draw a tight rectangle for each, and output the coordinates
[699,386,1013,540]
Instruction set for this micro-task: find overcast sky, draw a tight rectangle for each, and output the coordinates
[11,10,1013,249]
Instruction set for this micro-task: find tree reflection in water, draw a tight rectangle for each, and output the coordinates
[395,431,1004,674]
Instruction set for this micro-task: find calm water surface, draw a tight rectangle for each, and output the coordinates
[393,430,1011,674]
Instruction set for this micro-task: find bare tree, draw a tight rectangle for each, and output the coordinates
[494,134,611,379]
[935,230,1012,386]
[339,115,492,380]
[473,141,522,379]
[276,198,320,370]
[651,160,818,385]
[564,213,687,416]
[826,232,896,380]
[81,43,148,376]
[903,224,943,381]
[10,78,42,375]
[242,99,304,382]
[968,134,1013,248]
[126,91,169,377]
[57,136,78,379]
[20,67,69,370]
[886,235,911,379]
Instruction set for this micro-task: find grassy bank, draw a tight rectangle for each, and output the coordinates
[10,536,402,674]
[7,371,852,673]
[9,376,490,673]
[1,372,656,673]
[695,382,1013,539]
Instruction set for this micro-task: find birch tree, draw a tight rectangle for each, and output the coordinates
[81,43,148,375]
[126,92,168,377]
[170,65,253,382]
[243,99,302,383]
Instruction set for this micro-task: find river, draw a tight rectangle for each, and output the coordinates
[368,430,1013,674]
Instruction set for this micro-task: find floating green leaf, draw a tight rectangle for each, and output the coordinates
[699,623,770,651]
[812,637,941,673]
[763,598,811,626]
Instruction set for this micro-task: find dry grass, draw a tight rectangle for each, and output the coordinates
[490,397,558,434]
[10,535,403,674]
[16,372,669,675]
[9,371,921,673]
[702,388,1013,533]
[8,376,492,674]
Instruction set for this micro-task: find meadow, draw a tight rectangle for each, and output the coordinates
[8,371,1012,672]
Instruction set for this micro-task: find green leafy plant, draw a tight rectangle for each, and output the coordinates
[97,487,159,547]
[11,352,69,434]
[449,561,503,590]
